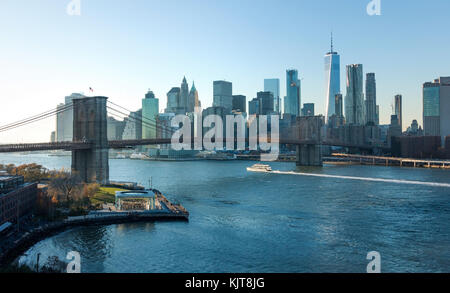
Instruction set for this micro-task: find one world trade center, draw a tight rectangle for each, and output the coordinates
[324,34,340,123]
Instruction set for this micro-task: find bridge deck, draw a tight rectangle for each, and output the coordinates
[0,139,389,153]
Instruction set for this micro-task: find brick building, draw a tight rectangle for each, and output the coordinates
[0,175,38,227]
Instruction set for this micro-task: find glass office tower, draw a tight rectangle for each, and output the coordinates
[324,36,340,122]
[142,90,159,139]
[264,78,280,114]
[423,81,440,136]
[284,69,301,116]
[213,80,233,112]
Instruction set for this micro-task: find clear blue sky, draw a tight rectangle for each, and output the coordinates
[0,0,449,142]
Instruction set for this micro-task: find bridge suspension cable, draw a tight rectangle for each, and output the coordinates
[106,105,173,137]
[0,103,74,133]
[106,100,175,135]
[107,100,175,134]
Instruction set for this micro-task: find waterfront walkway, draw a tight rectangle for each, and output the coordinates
[0,199,189,268]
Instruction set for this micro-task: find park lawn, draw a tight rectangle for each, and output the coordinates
[90,187,129,206]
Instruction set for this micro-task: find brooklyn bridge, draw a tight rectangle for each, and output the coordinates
[0,96,388,184]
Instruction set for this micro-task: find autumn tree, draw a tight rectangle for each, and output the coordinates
[48,170,83,204]
[9,163,49,182]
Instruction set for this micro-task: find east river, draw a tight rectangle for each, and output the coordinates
[1,153,449,272]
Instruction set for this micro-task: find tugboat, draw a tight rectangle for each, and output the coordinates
[246,164,272,172]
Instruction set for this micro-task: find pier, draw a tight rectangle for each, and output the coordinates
[325,153,450,169]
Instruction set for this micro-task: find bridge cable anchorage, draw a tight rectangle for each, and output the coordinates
[107,100,175,135]
[0,103,75,133]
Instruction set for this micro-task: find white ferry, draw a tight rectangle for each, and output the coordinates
[246,164,272,172]
[130,153,149,160]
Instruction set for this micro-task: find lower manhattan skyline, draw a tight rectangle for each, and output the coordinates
[1,0,450,281]
[0,0,450,144]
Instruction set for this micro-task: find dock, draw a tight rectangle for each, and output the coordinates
[325,153,450,169]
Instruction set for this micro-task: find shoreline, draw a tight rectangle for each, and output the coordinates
[0,211,188,268]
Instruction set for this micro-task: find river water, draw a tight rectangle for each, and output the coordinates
[1,153,449,272]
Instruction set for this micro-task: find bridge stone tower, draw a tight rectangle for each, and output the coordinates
[295,116,324,166]
[71,96,109,184]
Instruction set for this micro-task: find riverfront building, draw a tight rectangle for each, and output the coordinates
[0,175,37,228]
[423,77,450,146]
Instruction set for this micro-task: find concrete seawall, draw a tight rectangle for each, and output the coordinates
[0,212,188,268]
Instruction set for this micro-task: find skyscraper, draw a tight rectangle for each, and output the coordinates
[122,109,142,140]
[56,93,85,142]
[394,94,403,131]
[345,64,365,125]
[328,94,344,128]
[232,95,246,113]
[248,98,260,115]
[187,81,199,113]
[180,76,189,113]
[107,116,126,140]
[165,87,181,114]
[264,79,280,114]
[142,90,159,139]
[335,93,343,117]
[213,80,233,111]
[423,77,450,145]
[284,69,301,116]
[324,34,340,122]
[257,91,274,115]
[365,73,377,125]
[376,105,380,125]
[301,103,315,116]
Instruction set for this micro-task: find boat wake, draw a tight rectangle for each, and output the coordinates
[268,170,450,188]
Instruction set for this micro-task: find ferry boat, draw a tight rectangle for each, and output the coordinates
[246,164,272,172]
[130,153,149,160]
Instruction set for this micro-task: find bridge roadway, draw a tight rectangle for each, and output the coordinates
[0,138,389,153]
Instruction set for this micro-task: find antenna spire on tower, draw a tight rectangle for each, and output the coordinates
[331,31,334,53]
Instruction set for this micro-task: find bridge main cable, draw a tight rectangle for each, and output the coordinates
[0,103,74,133]
[106,100,175,135]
